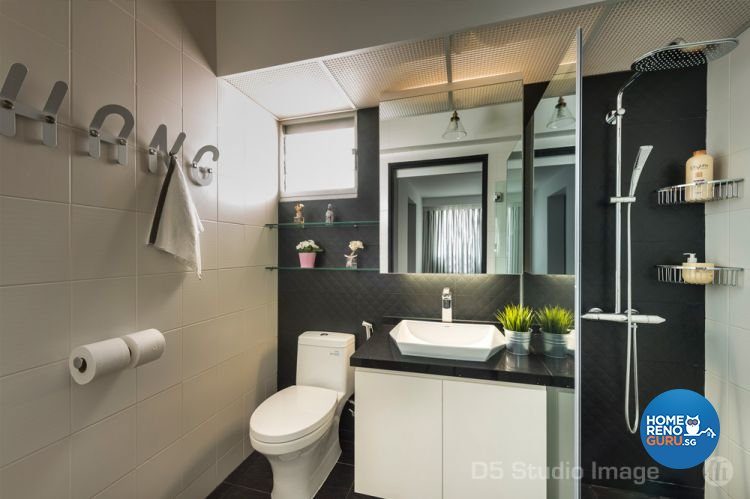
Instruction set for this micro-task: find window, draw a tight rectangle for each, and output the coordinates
[281,115,357,200]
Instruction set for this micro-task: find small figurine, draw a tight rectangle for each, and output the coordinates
[293,203,304,224]
[325,204,335,224]
[346,240,365,269]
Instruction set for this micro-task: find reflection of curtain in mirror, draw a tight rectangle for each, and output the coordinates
[506,204,522,273]
[422,206,481,274]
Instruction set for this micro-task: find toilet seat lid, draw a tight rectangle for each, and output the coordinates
[250,386,337,444]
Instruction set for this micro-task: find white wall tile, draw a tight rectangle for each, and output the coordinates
[181,417,216,486]
[71,367,136,432]
[706,319,728,379]
[217,174,248,224]
[730,31,750,155]
[137,328,182,401]
[216,311,245,364]
[93,471,136,499]
[180,6,216,72]
[218,222,246,269]
[182,367,218,433]
[0,361,70,466]
[136,21,182,104]
[136,0,182,50]
[137,384,182,464]
[216,353,246,411]
[70,52,135,138]
[187,171,218,221]
[71,407,137,499]
[71,0,134,84]
[214,397,244,458]
[136,439,184,499]
[0,196,69,285]
[217,442,243,482]
[178,463,219,499]
[182,270,218,326]
[0,282,70,376]
[135,84,182,151]
[707,56,731,159]
[0,438,71,499]
[0,15,70,124]
[728,326,750,391]
[219,268,249,315]
[71,206,137,280]
[71,131,137,211]
[725,382,750,451]
[201,220,218,271]
[137,273,183,332]
[0,0,70,47]
[183,54,217,155]
[729,209,750,268]
[0,119,70,203]
[71,277,137,347]
[181,319,219,380]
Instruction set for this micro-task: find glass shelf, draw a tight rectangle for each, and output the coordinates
[265,221,379,229]
[656,265,743,286]
[656,178,744,205]
[265,266,379,272]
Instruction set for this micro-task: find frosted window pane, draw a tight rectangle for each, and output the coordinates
[284,127,355,195]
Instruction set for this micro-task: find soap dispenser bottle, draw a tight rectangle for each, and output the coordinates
[682,253,715,285]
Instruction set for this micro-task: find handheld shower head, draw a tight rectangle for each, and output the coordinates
[628,145,653,197]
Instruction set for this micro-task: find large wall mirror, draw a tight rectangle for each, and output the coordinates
[379,80,524,274]
[527,61,577,275]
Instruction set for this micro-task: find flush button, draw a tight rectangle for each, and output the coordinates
[320,333,328,336]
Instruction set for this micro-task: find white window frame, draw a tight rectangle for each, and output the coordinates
[279,112,358,201]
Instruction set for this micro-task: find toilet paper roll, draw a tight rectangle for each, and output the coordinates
[122,329,165,368]
[69,338,131,385]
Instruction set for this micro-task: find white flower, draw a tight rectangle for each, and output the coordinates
[296,240,320,252]
[349,240,364,252]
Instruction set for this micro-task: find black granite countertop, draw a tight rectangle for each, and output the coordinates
[350,319,575,389]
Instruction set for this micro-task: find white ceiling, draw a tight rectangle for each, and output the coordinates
[223,0,750,120]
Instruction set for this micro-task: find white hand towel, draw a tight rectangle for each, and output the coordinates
[148,155,204,277]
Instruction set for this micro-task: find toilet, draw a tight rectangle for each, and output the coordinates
[249,331,355,499]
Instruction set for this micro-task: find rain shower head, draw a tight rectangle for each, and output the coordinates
[632,38,738,72]
[628,145,653,197]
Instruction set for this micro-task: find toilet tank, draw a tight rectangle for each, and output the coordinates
[297,331,355,396]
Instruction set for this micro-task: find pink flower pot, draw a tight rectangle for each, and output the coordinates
[299,252,317,268]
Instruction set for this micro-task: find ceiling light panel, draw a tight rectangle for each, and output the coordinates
[450,6,603,84]
[583,0,750,76]
[323,38,448,108]
[224,61,354,119]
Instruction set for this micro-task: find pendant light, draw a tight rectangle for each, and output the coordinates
[442,110,467,140]
[547,96,575,129]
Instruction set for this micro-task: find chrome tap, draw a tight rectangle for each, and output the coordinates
[442,287,453,323]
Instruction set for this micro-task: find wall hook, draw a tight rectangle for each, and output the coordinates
[88,104,134,165]
[189,145,218,186]
[148,124,186,174]
[0,62,68,147]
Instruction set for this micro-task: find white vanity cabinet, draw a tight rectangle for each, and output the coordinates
[354,368,548,499]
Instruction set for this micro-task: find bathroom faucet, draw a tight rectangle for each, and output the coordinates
[442,287,453,323]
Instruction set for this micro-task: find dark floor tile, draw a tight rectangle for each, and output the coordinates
[339,438,354,465]
[346,490,381,499]
[224,452,274,493]
[582,484,599,499]
[339,428,354,442]
[207,482,270,499]
[314,463,354,499]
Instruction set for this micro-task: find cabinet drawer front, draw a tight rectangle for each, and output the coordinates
[443,380,546,499]
[355,370,442,499]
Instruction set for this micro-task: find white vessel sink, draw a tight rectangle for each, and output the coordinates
[389,320,506,362]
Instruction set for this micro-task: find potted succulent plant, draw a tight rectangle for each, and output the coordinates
[296,240,323,268]
[536,305,574,358]
[495,304,534,356]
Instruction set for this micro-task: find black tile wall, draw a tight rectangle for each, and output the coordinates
[580,68,706,495]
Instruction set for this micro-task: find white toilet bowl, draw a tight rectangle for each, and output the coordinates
[249,332,354,499]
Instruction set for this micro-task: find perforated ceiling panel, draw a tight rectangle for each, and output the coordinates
[224,61,354,119]
[323,38,448,109]
[583,0,750,76]
[452,80,523,110]
[450,6,602,84]
[380,92,450,121]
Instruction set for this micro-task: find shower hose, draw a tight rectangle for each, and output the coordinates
[625,203,639,434]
